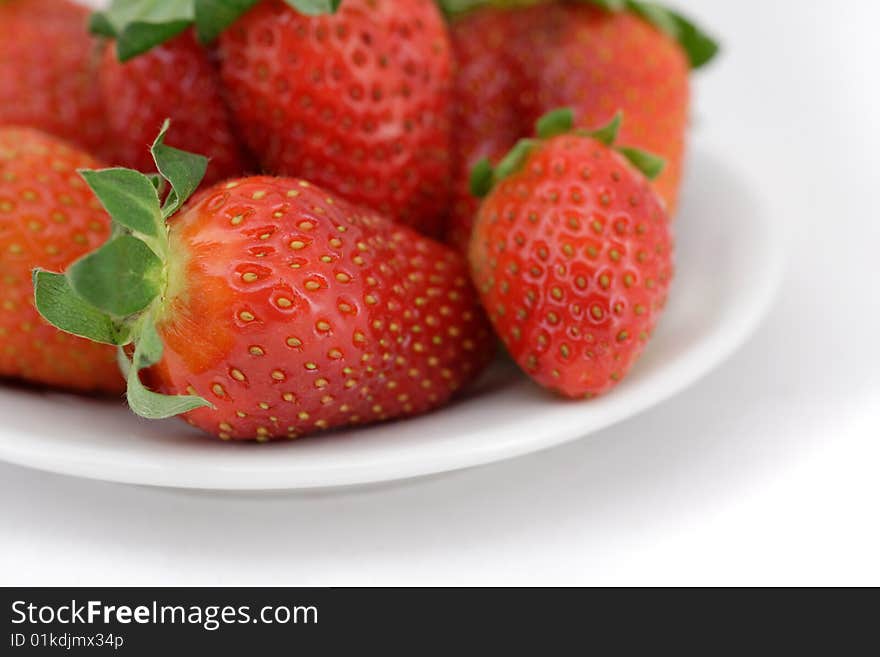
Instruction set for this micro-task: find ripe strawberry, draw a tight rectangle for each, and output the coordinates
[216,0,454,236]
[445,0,716,252]
[469,109,673,398]
[0,128,122,394]
[99,30,248,186]
[35,126,493,441]
[0,0,109,158]
[536,2,692,214]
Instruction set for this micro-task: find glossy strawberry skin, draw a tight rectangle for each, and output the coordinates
[0,0,110,159]
[447,4,689,252]
[217,0,453,237]
[469,134,673,398]
[146,177,493,441]
[100,30,248,186]
[0,128,124,394]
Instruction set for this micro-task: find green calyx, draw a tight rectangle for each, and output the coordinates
[89,0,194,62]
[438,0,718,70]
[623,1,719,69]
[470,107,666,199]
[33,121,213,420]
[92,0,342,61]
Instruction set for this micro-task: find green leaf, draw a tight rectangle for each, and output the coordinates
[194,0,340,43]
[581,112,622,146]
[151,121,208,217]
[116,20,192,61]
[146,173,168,199]
[285,0,343,15]
[469,158,494,199]
[68,235,164,317]
[117,348,132,379]
[535,107,575,140]
[133,320,165,369]
[96,0,343,54]
[194,0,259,43]
[93,0,195,61]
[125,321,213,419]
[79,169,163,238]
[494,139,537,183]
[666,9,720,69]
[626,1,719,69]
[126,358,213,420]
[89,12,118,37]
[618,147,667,180]
[32,270,130,346]
[96,0,194,32]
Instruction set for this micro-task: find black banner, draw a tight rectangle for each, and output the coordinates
[1,587,874,653]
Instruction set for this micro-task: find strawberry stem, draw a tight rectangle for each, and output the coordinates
[33,122,213,418]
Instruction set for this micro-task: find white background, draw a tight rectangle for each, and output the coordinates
[1,0,878,586]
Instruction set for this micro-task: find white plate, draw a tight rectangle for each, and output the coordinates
[0,149,785,490]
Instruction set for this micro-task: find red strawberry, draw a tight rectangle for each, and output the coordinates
[35,126,493,441]
[99,30,248,186]
[0,0,110,158]
[216,0,454,236]
[536,3,692,214]
[0,127,123,394]
[469,110,673,398]
[446,0,716,252]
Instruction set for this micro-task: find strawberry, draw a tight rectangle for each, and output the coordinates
[35,125,493,441]
[0,128,122,394]
[469,109,673,398]
[445,0,717,252]
[0,0,110,158]
[215,0,454,236]
[85,0,455,236]
[535,2,694,214]
[99,30,248,186]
